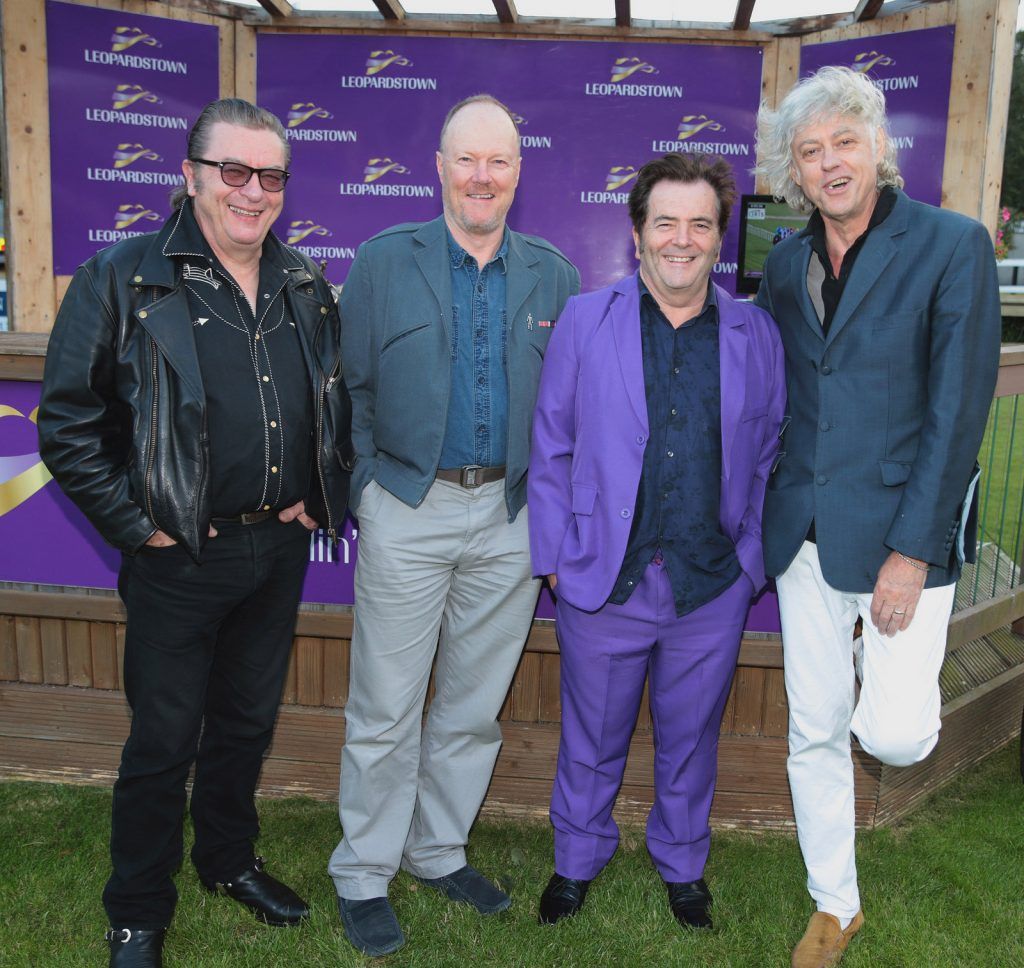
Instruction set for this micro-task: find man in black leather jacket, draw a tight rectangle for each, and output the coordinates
[38,99,353,968]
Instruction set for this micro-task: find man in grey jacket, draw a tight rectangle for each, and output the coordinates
[329,94,579,956]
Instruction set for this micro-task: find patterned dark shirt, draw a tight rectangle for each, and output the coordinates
[439,228,509,469]
[162,201,313,518]
[608,277,741,616]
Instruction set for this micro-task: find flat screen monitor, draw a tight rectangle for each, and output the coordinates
[735,194,810,295]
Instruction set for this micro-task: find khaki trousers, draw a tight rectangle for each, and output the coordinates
[329,478,539,899]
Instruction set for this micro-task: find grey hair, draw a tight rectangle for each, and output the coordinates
[753,65,903,213]
[169,98,290,210]
[438,94,520,154]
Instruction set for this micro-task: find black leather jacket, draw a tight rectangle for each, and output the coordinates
[38,207,354,560]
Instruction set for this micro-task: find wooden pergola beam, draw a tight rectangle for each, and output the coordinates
[853,0,886,20]
[733,0,756,31]
[492,0,518,23]
[615,0,630,28]
[372,0,406,20]
[256,0,293,16]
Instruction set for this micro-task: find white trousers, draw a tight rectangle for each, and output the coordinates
[776,541,954,918]
[329,478,539,899]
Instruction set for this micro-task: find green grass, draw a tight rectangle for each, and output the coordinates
[1,745,1021,966]
[977,392,1024,572]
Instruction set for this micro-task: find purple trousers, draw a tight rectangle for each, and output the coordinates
[552,561,751,883]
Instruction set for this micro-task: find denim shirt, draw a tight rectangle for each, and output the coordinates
[439,228,510,469]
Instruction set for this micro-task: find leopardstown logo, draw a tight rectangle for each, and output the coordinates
[286,221,357,263]
[339,159,435,198]
[340,50,437,90]
[584,57,683,98]
[0,406,52,519]
[284,103,357,143]
[578,165,640,205]
[850,50,920,92]
[650,114,751,157]
[111,26,161,52]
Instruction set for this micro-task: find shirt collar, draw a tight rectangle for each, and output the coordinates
[808,184,897,259]
[446,225,509,272]
[161,199,298,274]
[637,274,718,317]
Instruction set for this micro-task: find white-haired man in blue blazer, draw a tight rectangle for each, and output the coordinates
[754,66,1001,968]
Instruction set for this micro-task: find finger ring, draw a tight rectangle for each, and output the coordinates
[893,609,906,615]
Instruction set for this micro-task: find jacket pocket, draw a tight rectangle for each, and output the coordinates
[381,321,431,354]
[571,482,597,515]
[879,459,913,486]
[872,309,925,332]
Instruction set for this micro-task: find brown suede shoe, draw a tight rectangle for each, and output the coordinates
[791,910,865,968]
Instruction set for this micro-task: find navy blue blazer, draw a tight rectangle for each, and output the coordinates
[755,189,1001,592]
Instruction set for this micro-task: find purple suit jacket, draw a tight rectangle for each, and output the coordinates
[528,272,787,613]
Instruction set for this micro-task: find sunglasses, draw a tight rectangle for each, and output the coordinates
[189,158,290,193]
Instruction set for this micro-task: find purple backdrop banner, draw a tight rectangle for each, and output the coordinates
[800,26,955,206]
[256,35,765,293]
[0,379,357,607]
[45,0,219,274]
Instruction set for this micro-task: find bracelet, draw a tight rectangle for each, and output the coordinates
[896,551,930,572]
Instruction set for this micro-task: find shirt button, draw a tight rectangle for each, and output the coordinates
[620,508,631,518]
[821,364,832,375]
[320,306,328,315]
[263,504,270,511]
[671,408,677,416]
[667,450,674,458]
[263,293,270,300]
[816,474,828,485]
[254,333,261,340]
[673,366,680,375]
[636,435,645,445]
[138,310,148,319]
[270,420,277,428]
[262,375,270,382]
[133,275,142,283]
[626,580,634,587]
[819,420,829,431]
[271,466,279,474]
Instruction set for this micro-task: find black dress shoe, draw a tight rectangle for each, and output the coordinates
[539,873,591,924]
[666,878,713,930]
[201,856,309,926]
[106,928,166,968]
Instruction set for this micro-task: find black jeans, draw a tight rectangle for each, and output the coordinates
[102,517,310,929]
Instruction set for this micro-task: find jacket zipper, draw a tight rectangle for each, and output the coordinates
[144,334,159,523]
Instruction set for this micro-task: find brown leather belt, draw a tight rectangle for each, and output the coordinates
[212,511,272,526]
[435,465,506,489]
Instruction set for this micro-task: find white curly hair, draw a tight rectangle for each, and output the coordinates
[754,65,903,213]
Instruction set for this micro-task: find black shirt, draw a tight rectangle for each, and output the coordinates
[804,186,896,542]
[808,185,897,336]
[162,201,313,518]
[608,278,741,617]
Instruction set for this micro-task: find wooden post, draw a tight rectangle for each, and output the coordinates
[1,0,57,333]
[943,0,1018,228]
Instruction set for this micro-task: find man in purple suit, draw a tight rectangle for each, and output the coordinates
[528,153,785,929]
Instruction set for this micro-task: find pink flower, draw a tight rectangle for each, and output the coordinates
[1001,207,1012,222]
